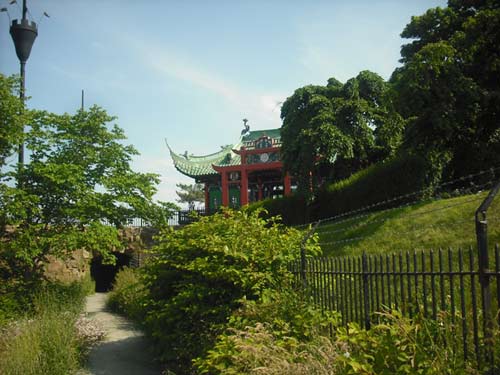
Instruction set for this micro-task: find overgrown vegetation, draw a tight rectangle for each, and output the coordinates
[107,267,148,322]
[111,261,498,374]
[141,208,319,373]
[196,292,497,375]
[107,204,500,374]
[0,277,98,375]
[3,1,500,373]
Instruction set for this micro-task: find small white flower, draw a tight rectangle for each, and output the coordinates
[344,351,350,358]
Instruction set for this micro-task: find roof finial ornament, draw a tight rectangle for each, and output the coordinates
[241,118,250,136]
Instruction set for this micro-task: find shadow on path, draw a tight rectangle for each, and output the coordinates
[77,293,161,375]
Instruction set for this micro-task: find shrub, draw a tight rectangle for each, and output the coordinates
[197,295,498,375]
[198,323,340,375]
[107,267,148,322]
[0,280,93,375]
[248,194,309,226]
[335,310,495,375]
[141,208,319,373]
[195,288,340,374]
[312,152,429,220]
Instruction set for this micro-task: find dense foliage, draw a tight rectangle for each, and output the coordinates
[279,0,499,201]
[280,71,403,195]
[107,267,148,322]
[392,0,500,180]
[138,209,319,373]
[0,75,25,168]
[248,193,308,226]
[311,152,430,221]
[0,73,171,320]
[249,152,429,225]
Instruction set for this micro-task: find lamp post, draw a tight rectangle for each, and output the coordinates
[9,0,38,166]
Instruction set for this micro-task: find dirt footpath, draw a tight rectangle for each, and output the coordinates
[78,293,161,375]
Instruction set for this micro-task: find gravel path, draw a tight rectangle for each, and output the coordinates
[78,293,161,375]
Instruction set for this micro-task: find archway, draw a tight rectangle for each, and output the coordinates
[90,252,131,292]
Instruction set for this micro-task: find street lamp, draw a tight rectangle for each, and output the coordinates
[9,0,38,166]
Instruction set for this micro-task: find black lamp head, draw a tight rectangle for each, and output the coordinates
[10,18,38,63]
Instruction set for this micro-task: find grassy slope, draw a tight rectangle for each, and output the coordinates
[316,190,500,257]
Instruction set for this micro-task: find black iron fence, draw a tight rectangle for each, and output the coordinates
[288,245,500,369]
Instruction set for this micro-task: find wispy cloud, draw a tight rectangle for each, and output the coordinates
[128,36,286,130]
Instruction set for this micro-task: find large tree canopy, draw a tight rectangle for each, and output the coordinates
[392,0,500,178]
[280,71,403,194]
[0,74,171,286]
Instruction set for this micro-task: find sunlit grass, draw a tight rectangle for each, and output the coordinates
[317,191,500,257]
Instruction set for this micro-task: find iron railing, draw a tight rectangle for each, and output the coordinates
[288,245,500,370]
[103,209,207,228]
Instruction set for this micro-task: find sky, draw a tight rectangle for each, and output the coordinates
[0,0,447,206]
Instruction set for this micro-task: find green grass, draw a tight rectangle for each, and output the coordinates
[0,276,95,375]
[316,190,500,257]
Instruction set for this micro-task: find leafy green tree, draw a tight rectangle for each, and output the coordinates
[280,71,403,195]
[0,75,26,170]
[280,84,352,195]
[175,182,204,210]
[0,79,168,291]
[392,0,500,179]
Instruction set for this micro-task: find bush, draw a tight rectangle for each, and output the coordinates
[335,310,496,375]
[196,294,498,375]
[248,194,309,226]
[195,288,340,374]
[247,153,431,226]
[312,152,429,221]
[140,208,319,373]
[198,323,340,375]
[107,267,148,322]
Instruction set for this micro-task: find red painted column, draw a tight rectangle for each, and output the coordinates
[204,183,209,213]
[284,173,291,196]
[221,172,229,206]
[240,169,248,206]
[257,177,263,201]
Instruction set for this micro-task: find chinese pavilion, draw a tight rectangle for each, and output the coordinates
[168,122,293,213]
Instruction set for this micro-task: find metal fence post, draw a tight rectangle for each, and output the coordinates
[475,179,500,366]
[362,252,371,329]
[300,243,307,289]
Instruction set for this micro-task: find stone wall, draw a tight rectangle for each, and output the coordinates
[44,227,157,282]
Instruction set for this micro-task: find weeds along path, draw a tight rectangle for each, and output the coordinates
[77,293,161,375]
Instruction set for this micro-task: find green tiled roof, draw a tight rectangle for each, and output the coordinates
[167,129,281,178]
[167,142,242,178]
[241,128,281,142]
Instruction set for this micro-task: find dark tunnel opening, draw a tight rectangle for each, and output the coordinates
[90,252,131,292]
